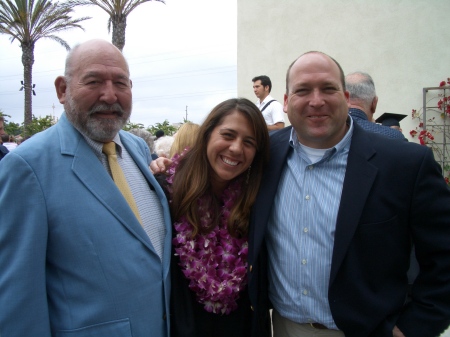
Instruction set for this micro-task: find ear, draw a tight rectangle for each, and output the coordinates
[370,96,378,114]
[344,90,350,106]
[283,93,288,113]
[55,76,68,104]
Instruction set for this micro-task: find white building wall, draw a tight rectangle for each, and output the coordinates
[237,0,450,141]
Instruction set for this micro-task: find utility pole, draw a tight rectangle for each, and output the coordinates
[51,104,56,123]
[185,105,188,121]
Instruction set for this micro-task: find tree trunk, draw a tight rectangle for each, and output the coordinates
[112,14,127,52]
[21,42,35,132]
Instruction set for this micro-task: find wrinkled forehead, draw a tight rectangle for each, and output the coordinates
[68,43,130,77]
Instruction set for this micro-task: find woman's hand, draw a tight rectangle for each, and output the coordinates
[150,157,173,174]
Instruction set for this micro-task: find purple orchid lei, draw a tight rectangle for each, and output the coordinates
[167,155,248,315]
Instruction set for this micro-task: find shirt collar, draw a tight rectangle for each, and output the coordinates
[81,132,123,158]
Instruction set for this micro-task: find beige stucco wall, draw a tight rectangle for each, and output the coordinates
[237,0,450,141]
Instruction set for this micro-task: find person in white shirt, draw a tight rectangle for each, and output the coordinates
[1,134,17,151]
[252,75,285,131]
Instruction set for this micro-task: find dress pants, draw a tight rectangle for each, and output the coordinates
[273,309,345,337]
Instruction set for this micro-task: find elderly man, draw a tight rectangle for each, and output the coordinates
[0,40,172,337]
[248,51,450,337]
[345,71,406,140]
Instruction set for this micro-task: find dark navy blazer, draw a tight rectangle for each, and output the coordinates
[248,124,450,337]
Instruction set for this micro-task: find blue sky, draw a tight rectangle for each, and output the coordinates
[0,0,237,128]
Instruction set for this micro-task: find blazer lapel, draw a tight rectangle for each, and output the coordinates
[57,116,159,254]
[120,132,173,270]
[250,127,292,258]
[330,126,378,284]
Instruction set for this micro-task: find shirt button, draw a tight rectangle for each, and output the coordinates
[303,227,309,233]
[305,195,310,200]
[303,290,308,295]
[308,166,314,170]
[302,259,307,265]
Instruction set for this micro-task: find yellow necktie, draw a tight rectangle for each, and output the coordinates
[102,142,142,224]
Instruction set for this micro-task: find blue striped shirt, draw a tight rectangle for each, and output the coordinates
[267,119,353,329]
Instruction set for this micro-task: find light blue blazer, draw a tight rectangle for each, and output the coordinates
[0,114,172,337]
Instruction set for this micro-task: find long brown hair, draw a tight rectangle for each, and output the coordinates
[171,98,270,238]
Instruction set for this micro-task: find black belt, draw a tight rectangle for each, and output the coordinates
[309,322,328,329]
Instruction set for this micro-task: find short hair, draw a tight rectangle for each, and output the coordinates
[169,122,200,158]
[128,128,155,153]
[64,40,130,82]
[155,130,164,139]
[1,134,9,143]
[285,51,346,94]
[154,136,174,158]
[252,75,272,93]
[345,72,377,104]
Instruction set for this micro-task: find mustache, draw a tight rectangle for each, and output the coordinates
[89,103,126,116]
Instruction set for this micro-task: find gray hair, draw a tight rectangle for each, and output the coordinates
[345,71,377,104]
[154,136,175,158]
[128,128,155,153]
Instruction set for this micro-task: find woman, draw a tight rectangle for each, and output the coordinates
[152,98,270,337]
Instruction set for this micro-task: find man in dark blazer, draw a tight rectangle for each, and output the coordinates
[0,40,172,337]
[248,52,450,337]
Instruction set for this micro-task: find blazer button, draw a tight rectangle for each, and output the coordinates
[250,305,254,311]
[249,265,253,272]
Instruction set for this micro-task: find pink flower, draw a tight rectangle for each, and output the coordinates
[440,81,446,87]
[169,166,248,315]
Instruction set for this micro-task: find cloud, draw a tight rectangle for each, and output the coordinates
[0,0,237,128]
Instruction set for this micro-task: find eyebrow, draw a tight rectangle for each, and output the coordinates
[220,128,257,141]
[81,71,129,81]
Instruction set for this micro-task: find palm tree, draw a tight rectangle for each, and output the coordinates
[0,0,90,130]
[71,0,164,51]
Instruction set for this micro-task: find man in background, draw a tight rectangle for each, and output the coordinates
[0,39,172,337]
[345,71,405,140]
[0,116,5,136]
[376,112,407,133]
[0,132,9,161]
[252,75,285,131]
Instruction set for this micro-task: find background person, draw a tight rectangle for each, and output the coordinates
[152,98,271,337]
[248,51,450,337]
[376,112,407,133]
[128,128,156,160]
[0,39,172,337]
[155,129,165,140]
[0,116,5,136]
[2,134,18,151]
[169,122,200,158]
[0,135,9,161]
[154,135,175,158]
[345,71,406,140]
[252,75,285,131]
